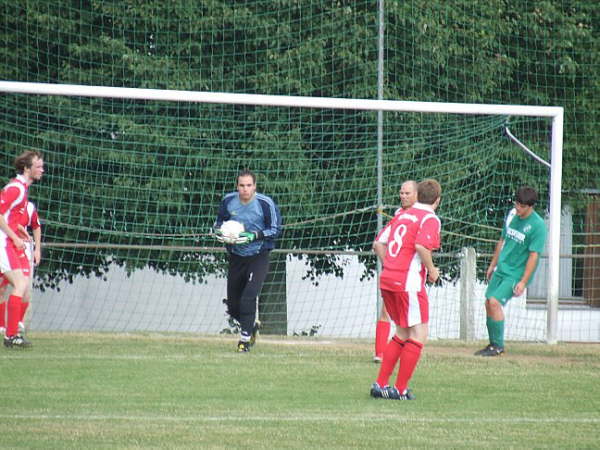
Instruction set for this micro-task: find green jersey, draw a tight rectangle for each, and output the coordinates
[496,208,547,282]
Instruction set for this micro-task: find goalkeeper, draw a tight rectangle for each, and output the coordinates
[475,186,547,357]
[214,169,282,352]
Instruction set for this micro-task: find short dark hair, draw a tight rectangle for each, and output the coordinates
[515,186,538,206]
[237,169,256,185]
[14,150,43,174]
[417,179,441,205]
[401,180,418,192]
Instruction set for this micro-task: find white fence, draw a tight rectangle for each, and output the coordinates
[28,250,600,342]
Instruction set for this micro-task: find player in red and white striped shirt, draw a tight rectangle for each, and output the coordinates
[373,180,418,362]
[0,201,41,336]
[0,150,44,348]
[370,179,442,400]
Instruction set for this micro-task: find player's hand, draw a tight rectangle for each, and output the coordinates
[427,266,439,283]
[17,224,31,241]
[213,228,237,245]
[513,281,526,297]
[235,231,256,245]
[212,228,246,245]
[486,265,495,280]
[11,235,26,250]
[213,228,225,243]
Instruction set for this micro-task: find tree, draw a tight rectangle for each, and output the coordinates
[0,0,597,290]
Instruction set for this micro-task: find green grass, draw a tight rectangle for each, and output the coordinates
[1,333,599,449]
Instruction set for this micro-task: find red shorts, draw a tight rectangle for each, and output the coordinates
[0,243,31,277]
[381,289,429,328]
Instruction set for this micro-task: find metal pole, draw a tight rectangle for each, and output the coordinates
[459,247,477,341]
[546,112,564,344]
[0,81,564,117]
[375,0,385,317]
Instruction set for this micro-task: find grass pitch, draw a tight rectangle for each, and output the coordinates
[1,333,599,449]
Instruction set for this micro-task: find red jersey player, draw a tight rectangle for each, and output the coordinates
[21,201,42,271]
[0,201,41,337]
[373,180,418,362]
[370,179,442,400]
[0,150,44,348]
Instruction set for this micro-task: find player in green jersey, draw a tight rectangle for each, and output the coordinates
[475,186,547,357]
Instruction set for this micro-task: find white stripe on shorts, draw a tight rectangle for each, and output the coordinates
[407,291,422,327]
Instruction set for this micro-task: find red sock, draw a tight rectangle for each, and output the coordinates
[375,320,391,358]
[376,336,405,387]
[394,339,423,393]
[7,295,22,337]
[0,301,5,328]
[20,301,29,322]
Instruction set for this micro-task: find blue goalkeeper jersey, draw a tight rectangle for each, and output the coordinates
[215,192,282,257]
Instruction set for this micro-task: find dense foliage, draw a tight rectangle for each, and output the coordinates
[0,1,597,287]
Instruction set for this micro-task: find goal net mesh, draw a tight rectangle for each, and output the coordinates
[1,0,597,341]
[0,92,550,338]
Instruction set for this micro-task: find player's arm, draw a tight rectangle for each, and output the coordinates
[0,215,25,250]
[33,226,42,265]
[414,214,441,283]
[252,196,282,240]
[372,241,387,262]
[486,238,504,280]
[212,198,232,243]
[513,251,539,297]
[415,244,439,283]
[488,208,514,279]
[16,224,31,240]
[0,187,26,250]
[213,198,230,230]
[372,220,393,263]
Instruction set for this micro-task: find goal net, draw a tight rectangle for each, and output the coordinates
[5,0,596,342]
[0,83,562,341]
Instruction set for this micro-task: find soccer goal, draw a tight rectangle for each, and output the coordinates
[0,81,563,343]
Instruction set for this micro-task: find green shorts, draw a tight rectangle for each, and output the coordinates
[485,272,517,306]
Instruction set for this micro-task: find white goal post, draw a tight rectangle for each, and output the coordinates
[0,80,564,343]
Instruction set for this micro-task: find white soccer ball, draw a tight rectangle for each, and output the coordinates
[220,220,245,239]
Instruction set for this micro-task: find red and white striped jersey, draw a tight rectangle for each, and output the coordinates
[23,201,40,230]
[0,175,30,246]
[375,203,441,292]
[22,202,40,265]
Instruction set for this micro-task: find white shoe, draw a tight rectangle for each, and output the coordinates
[373,355,383,363]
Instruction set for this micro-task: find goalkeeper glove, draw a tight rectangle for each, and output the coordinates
[213,227,236,245]
[235,231,257,245]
